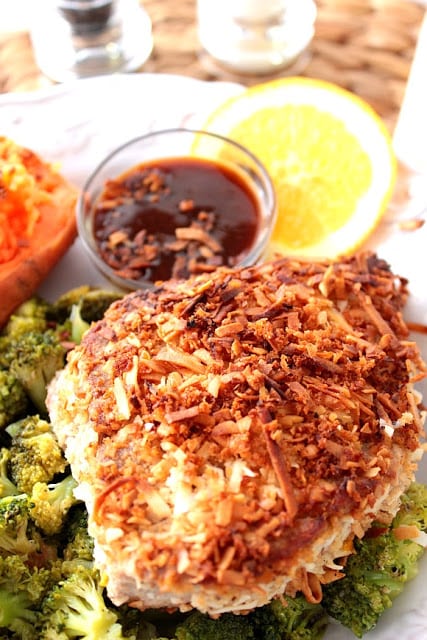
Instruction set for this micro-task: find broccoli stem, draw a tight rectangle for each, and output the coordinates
[0,589,35,627]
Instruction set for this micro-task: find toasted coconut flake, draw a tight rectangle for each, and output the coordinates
[393,524,422,541]
[301,570,323,604]
[156,345,206,373]
[175,226,221,253]
[113,377,131,420]
[260,418,298,521]
[165,405,202,424]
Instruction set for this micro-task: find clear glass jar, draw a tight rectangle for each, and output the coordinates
[77,128,277,290]
[30,0,153,83]
[197,0,317,75]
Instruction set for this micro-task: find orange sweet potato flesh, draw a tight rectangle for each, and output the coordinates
[0,137,78,327]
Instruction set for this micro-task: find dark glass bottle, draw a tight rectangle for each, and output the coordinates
[30,0,153,82]
[57,1,115,36]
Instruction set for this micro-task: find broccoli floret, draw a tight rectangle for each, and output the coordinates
[393,481,427,532]
[1,288,119,417]
[46,286,122,346]
[39,565,133,639]
[113,605,162,640]
[75,289,122,322]
[30,475,79,536]
[2,297,50,339]
[322,482,427,638]
[175,610,255,640]
[66,291,122,345]
[0,448,19,498]
[62,505,94,566]
[249,595,328,640]
[0,562,36,631]
[49,286,121,325]
[0,494,40,557]
[7,330,66,414]
[6,415,68,494]
[174,595,327,640]
[134,609,190,639]
[0,554,56,639]
[0,370,28,429]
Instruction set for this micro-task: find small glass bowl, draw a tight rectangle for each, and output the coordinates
[77,128,277,291]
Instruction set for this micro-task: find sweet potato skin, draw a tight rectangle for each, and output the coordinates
[0,139,78,326]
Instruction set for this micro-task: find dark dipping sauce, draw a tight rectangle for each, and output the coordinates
[93,156,261,285]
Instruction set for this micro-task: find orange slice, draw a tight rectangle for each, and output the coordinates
[197,77,397,259]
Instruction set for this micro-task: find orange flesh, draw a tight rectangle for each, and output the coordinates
[0,136,78,325]
[227,105,373,249]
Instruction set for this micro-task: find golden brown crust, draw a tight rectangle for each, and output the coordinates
[48,252,426,612]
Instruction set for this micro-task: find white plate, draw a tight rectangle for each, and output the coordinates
[1,73,426,640]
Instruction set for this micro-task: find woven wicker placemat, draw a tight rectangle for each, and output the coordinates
[0,0,424,131]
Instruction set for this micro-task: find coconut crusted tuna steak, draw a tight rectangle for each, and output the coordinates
[47,253,426,616]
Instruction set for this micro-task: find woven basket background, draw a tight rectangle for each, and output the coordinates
[0,0,425,131]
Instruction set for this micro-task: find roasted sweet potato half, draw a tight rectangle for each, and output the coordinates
[0,137,78,326]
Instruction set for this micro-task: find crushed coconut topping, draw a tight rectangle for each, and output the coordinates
[47,253,427,611]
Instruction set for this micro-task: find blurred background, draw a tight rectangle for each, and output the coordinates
[0,0,426,134]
